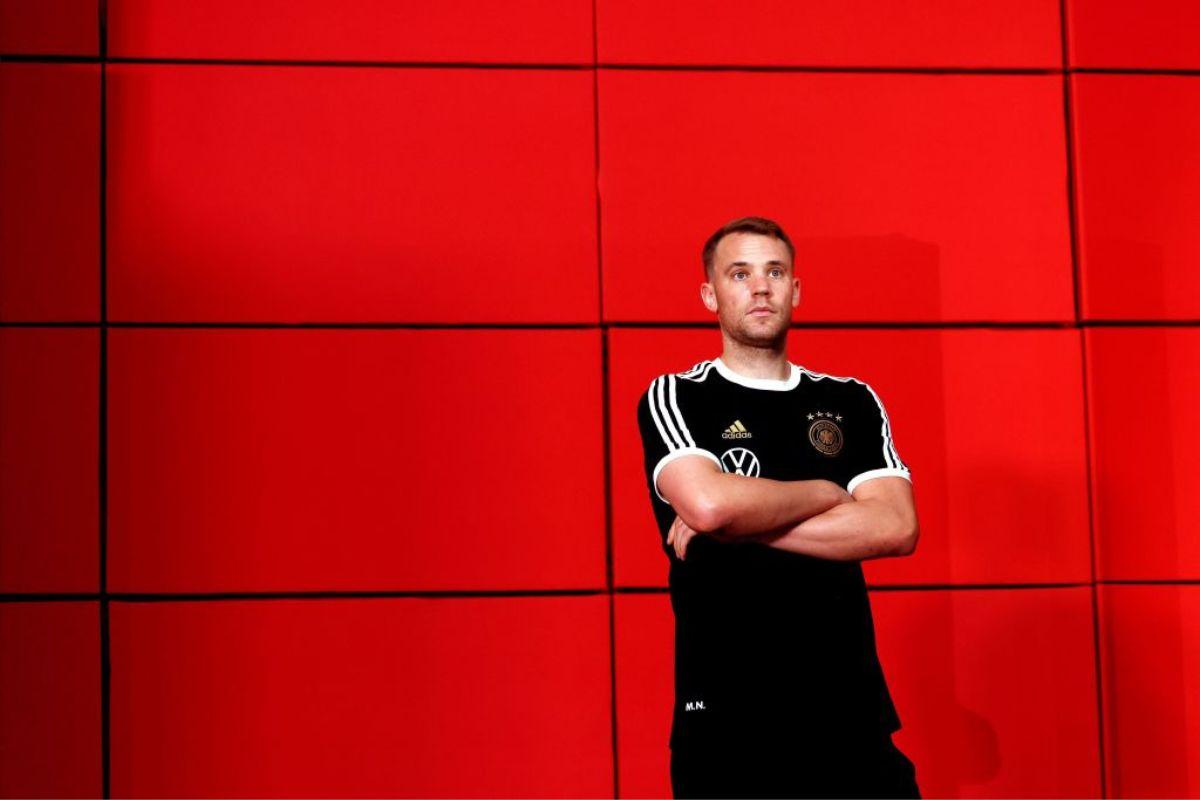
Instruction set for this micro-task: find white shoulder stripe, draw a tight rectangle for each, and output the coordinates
[649,373,700,452]
[667,374,697,447]
[654,376,688,450]
[679,361,715,382]
[798,367,853,383]
[646,377,678,451]
[859,380,900,470]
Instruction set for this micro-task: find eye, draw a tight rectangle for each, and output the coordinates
[770,268,783,278]
[733,271,748,280]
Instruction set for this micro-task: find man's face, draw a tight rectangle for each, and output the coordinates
[700,232,800,346]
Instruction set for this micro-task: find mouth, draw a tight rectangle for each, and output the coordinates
[748,307,775,317]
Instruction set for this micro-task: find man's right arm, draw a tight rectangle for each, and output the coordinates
[657,454,849,537]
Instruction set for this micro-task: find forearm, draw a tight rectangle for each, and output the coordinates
[693,474,849,537]
[751,497,917,561]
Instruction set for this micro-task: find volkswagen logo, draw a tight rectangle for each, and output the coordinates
[720,447,760,477]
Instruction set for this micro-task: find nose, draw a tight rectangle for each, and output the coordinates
[750,274,770,295]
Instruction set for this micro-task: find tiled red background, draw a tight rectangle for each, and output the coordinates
[2,1,1197,797]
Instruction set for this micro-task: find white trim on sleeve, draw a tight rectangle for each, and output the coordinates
[847,467,912,495]
[652,447,722,504]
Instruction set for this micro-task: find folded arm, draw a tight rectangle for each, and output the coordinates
[750,475,918,561]
[667,465,916,561]
[656,454,849,536]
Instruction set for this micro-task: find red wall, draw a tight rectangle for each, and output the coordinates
[2,1,1198,796]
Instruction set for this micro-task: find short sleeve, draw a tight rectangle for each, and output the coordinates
[636,374,721,505]
[846,380,912,495]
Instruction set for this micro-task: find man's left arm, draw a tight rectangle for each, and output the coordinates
[753,475,918,560]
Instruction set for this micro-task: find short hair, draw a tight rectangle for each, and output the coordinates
[701,216,796,279]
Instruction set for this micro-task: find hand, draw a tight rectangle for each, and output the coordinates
[667,515,702,561]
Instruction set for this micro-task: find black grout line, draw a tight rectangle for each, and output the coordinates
[0,53,595,69]
[2,52,1200,77]
[1059,0,1109,794]
[591,10,621,794]
[1,593,103,602]
[97,320,604,329]
[0,320,606,329]
[1061,4,1107,797]
[89,589,613,602]
[98,1,111,795]
[603,64,1059,75]
[8,319,1200,330]
[112,57,598,70]
[0,53,100,62]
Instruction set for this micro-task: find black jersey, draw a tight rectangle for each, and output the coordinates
[636,357,912,752]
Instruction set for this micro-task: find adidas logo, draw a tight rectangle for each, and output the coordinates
[722,420,752,439]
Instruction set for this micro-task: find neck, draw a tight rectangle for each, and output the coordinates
[719,335,791,380]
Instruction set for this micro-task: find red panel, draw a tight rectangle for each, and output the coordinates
[108,328,606,592]
[599,0,1060,68]
[107,65,597,323]
[0,63,99,321]
[108,0,592,63]
[1073,75,1200,320]
[1099,584,1200,798]
[1068,0,1200,69]
[874,587,1101,798]
[0,0,97,55]
[609,328,1091,587]
[0,602,101,798]
[613,592,673,797]
[110,596,612,797]
[0,328,98,592]
[1087,328,1200,580]
[599,71,1073,324]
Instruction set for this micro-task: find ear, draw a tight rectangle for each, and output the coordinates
[700,282,719,313]
[791,277,801,308]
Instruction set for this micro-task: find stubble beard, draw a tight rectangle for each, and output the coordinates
[723,312,790,352]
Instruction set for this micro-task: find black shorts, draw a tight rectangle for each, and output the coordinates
[670,731,920,799]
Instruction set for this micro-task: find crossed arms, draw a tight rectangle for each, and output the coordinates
[656,455,919,562]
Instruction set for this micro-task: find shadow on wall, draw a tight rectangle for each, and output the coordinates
[887,591,1001,797]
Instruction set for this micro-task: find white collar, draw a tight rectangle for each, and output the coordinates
[713,357,801,391]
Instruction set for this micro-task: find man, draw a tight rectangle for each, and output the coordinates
[636,216,921,799]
